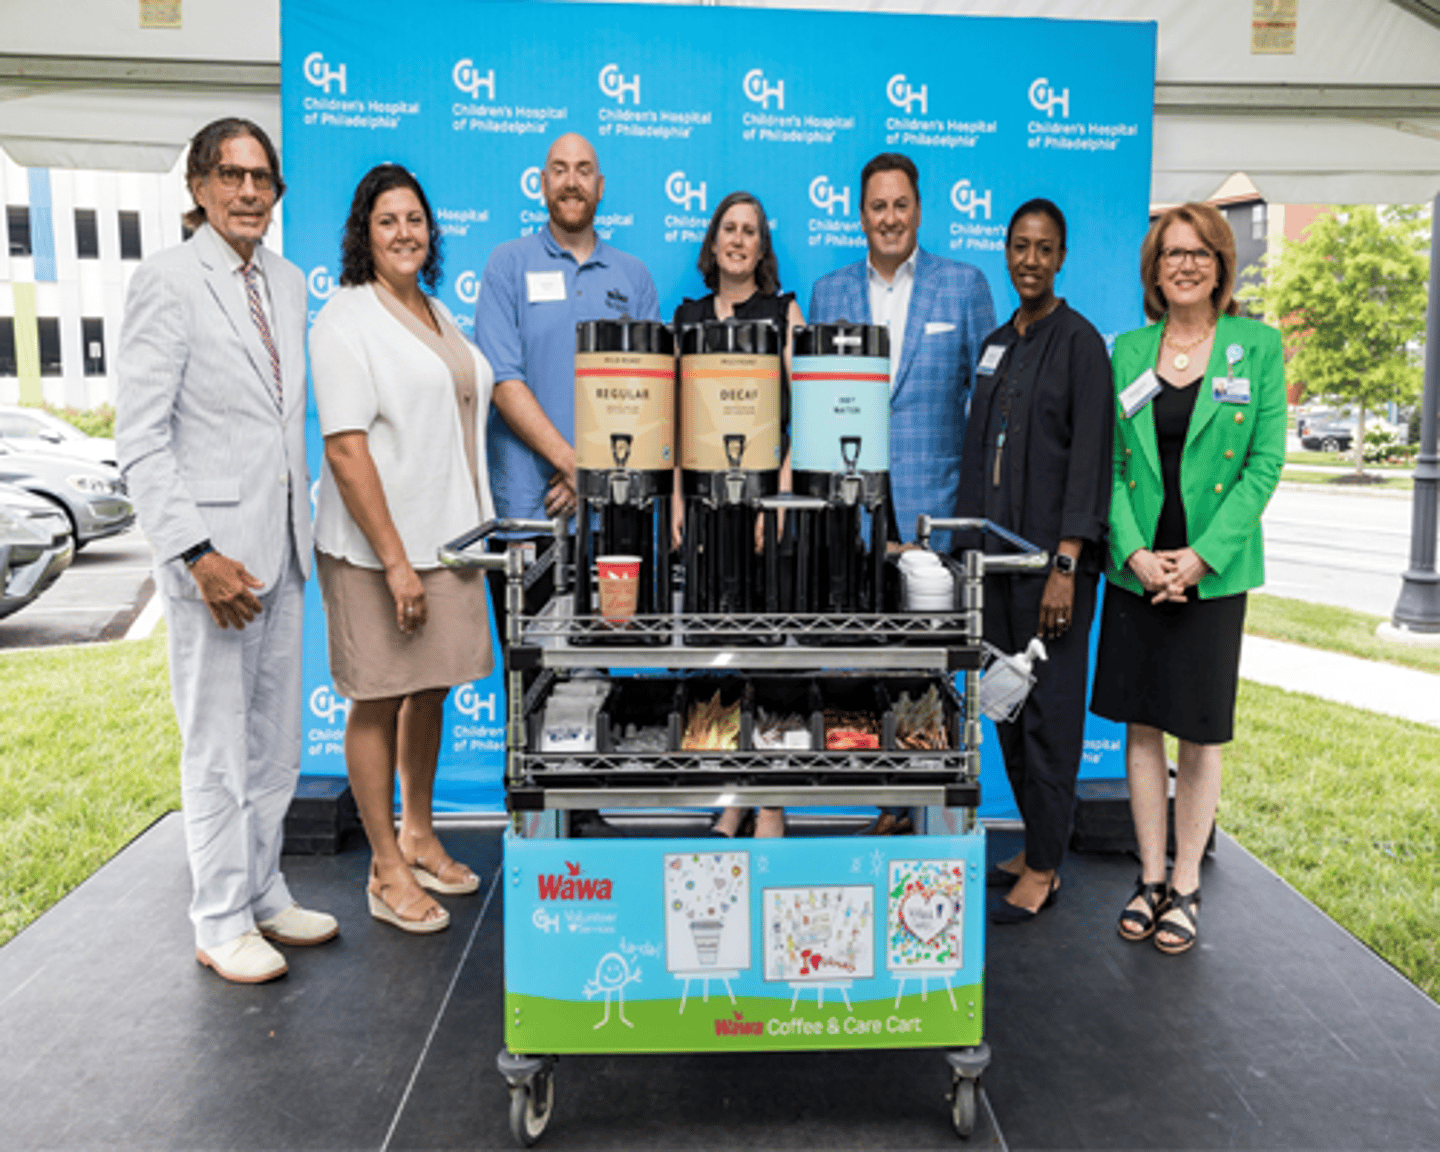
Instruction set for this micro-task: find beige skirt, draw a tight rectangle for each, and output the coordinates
[316,551,494,701]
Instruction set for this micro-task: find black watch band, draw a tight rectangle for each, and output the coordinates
[1053,552,1076,575]
[181,539,214,567]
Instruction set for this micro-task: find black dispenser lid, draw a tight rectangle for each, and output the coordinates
[678,317,783,356]
[792,321,890,358]
[575,319,675,355]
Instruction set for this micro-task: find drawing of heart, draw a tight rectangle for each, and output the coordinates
[901,891,956,943]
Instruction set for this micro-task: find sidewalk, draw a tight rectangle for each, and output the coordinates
[1240,633,1440,727]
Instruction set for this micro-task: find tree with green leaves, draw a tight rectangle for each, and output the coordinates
[1240,204,1429,474]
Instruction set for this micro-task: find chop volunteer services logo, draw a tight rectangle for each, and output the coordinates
[886,74,928,115]
[743,68,784,111]
[303,52,347,95]
[598,63,641,105]
[452,58,495,100]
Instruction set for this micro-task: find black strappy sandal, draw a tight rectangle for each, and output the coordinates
[1155,888,1201,955]
[1117,876,1170,942]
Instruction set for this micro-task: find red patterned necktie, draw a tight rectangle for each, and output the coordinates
[241,261,283,409]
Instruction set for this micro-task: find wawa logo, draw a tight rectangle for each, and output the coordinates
[538,861,614,901]
[714,1010,763,1038]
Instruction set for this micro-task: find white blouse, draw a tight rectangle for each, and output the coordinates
[310,285,496,569]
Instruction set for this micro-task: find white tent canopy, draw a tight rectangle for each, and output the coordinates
[1,0,1439,203]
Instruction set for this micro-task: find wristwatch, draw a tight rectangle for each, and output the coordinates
[181,539,214,567]
[1053,552,1076,576]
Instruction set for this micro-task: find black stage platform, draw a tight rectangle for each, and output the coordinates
[3,815,1439,1151]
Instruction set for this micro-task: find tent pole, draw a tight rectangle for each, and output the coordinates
[1391,192,1440,632]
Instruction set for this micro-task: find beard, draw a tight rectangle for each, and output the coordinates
[546,189,597,233]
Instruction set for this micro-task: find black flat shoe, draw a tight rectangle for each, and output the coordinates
[986,865,1024,889]
[989,876,1059,925]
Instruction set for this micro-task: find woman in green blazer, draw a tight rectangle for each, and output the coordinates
[1091,202,1285,955]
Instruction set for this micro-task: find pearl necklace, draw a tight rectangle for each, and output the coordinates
[1163,320,1213,373]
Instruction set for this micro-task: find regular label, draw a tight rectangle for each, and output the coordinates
[575,352,675,471]
[680,353,781,472]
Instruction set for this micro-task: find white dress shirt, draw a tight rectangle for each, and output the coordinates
[210,230,276,337]
[867,246,918,392]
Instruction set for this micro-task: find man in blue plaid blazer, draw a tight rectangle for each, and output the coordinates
[808,153,995,555]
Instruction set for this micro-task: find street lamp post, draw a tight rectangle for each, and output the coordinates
[1391,192,1440,633]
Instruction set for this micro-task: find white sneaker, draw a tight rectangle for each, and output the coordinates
[257,903,339,946]
[197,929,288,983]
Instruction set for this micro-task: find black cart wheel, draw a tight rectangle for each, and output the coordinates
[508,1070,554,1147]
[950,1075,977,1139]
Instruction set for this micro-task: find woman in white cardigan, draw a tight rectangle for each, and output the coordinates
[310,165,494,934]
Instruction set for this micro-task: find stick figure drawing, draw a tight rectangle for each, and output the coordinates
[582,952,642,1029]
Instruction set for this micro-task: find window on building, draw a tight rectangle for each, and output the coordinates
[37,318,62,377]
[7,205,31,257]
[82,317,106,376]
[1251,203,1267,241]
[0,318,15,376]
[74,208,99,258]
[118,210,143,260]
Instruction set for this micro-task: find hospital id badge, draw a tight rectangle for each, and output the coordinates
[1119,368,1161,418]
[977,343,1008,376]
[526,270,566,303]
[1211,376,1251,404]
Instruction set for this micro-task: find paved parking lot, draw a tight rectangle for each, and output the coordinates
[0,528,156,650]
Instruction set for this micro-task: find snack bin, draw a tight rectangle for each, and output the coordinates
[439,515,1047,1147]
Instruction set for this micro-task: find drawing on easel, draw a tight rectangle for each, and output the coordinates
[664,851,750,1012]
[887,859,965,1010]
[763,884,874,1011]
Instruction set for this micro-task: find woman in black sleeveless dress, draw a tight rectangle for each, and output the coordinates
[674,191,804,840]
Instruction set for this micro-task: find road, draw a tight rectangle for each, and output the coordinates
[1260,484,1434,617]
[0,529,155,650]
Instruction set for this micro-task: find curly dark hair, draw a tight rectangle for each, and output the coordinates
[338,164,443,292]
[1006,197,1067,250]
[697,191,779,294]
[183,118,285,231]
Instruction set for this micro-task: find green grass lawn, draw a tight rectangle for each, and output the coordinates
[1246,593,1440,674]
[1280,469,1413,494]
[0,632,180,946]
[0,625,1436,1003]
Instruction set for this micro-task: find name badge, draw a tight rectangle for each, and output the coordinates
[977,343,1007,375]
[1119,368,1161,418]
[1212,376,1251,404]
[526,270,566,303]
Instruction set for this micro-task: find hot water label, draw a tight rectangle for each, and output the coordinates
[575,351,675,471]
[791,354,891,472]
[680,353,782,471]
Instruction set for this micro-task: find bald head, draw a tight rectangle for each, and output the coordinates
[542,132,604,238]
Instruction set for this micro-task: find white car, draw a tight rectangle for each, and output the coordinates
[0,481,73,619]
[0,405,117,468]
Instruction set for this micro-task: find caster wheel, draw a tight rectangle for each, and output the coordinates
[508,1071,554,1147]
[950,1076,977,1139]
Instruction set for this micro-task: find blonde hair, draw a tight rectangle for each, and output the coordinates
[1141,202,1239,322]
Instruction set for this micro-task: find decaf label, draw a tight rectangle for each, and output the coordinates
[680,353,781,472]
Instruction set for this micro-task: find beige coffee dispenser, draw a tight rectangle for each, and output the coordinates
[678,318,782,617]
[573,319,675,619]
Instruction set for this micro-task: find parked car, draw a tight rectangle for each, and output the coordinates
[1299,420,1356,453]
[0,481,74,619]
[0,442,135,549]
[0,404,116,468]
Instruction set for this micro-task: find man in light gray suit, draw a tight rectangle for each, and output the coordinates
[118,118,337,983]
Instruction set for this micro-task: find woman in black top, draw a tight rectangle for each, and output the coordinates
[954,199,1114,923]
[674,190,803,841]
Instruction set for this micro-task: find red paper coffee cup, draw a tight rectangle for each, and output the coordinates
[596,555,642,620]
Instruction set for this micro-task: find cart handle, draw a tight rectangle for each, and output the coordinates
[437,516,559,571]
[914,516,1051,574]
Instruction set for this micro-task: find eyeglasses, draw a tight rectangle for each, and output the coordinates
[1161,246,1215,267]
[212,164,277,193]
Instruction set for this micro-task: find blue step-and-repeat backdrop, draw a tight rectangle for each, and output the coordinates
[281,0,1155,815]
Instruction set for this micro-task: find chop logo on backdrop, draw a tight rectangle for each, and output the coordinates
[452,58,495,100]
[886,73,928,115]
[949,180,992,220]
[598,63,641,105]
[309,685,350,724]
[1028,76,1070,118]
[743,68,784,111]
[453,270,480,307]
[665,170,707,213]
[520,166,545,204]
[454,682,496,722]
[303,51,347,95]
[307,265,337,300]
[809,175,850,217]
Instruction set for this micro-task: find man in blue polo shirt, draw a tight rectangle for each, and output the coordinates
[476,132,659,535]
